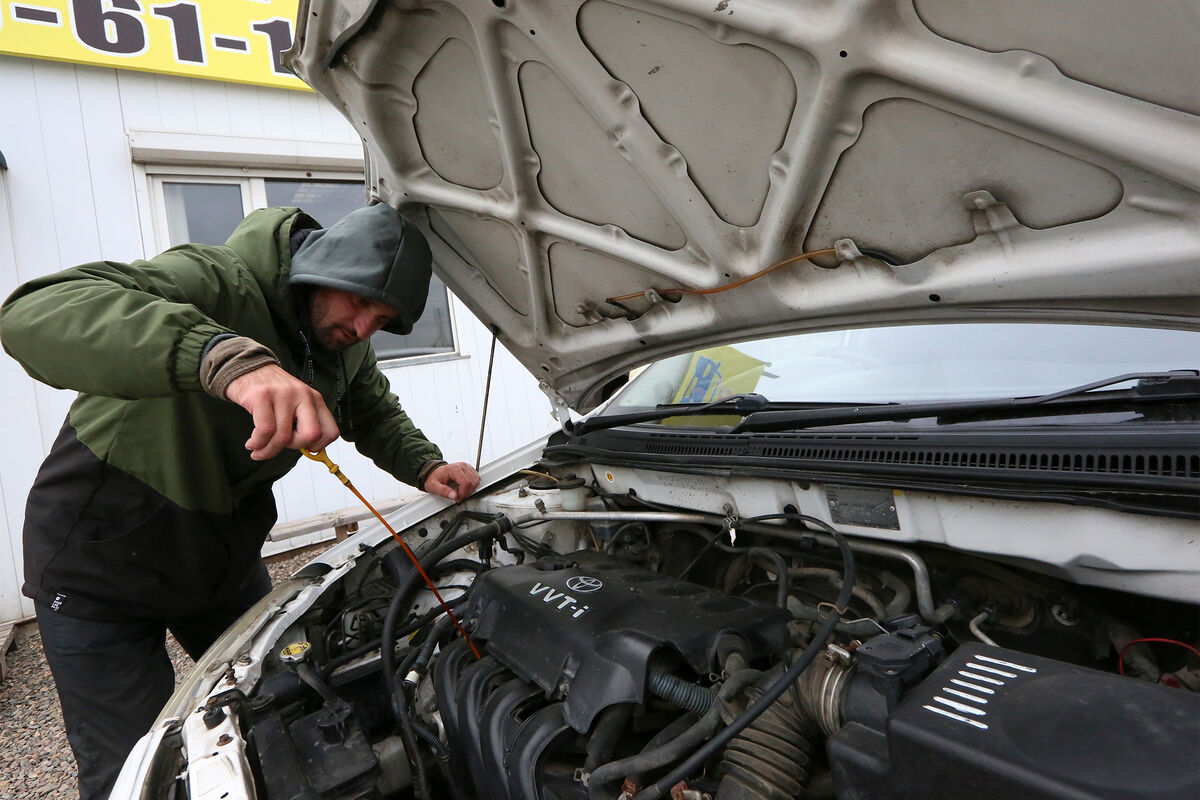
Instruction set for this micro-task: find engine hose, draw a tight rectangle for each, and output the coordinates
[715,657,849,800]
[716,683,818,800]
[786,567,887,619]
[407,615,454,685]
[393,614,450,685]
[396,698,431,800]
[632,529,855,800]
[587,705,719,800]
[411,720,460,800]
[880,570,911,618]
[666,525,790,609]
[381,518,512,726]
[588,668,764,799]
[792,604,884,639]
[324,592,470,676]
[747,548,790,608]
[412,719,450,760]
[648,670,716,714]
[634,711,700,767]
[584,703,635,772]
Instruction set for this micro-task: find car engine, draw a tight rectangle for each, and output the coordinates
[229,472,1200,800]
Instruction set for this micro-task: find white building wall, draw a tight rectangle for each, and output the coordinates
[0,55,557,622]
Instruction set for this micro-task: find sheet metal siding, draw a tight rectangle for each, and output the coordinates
[0,56,555,622]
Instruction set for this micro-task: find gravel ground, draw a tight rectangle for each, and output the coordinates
[0,543,331,800]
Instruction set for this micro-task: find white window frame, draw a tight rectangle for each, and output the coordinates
[134,162,462,366]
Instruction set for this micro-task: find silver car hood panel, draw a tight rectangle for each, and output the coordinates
[288,0,1200,410]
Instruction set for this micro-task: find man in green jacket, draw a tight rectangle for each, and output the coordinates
[0,202,480,800]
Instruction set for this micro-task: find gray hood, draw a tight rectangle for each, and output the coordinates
[287,0,1200,411]
[289,203,433,335]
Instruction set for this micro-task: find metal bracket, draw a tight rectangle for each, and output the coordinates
[833,238,866,267]
[539,381,573,429]
[574,303,605,325]
[644,288,668,306]
[964,189,1020,248]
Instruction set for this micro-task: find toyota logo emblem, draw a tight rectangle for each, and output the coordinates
[567,575,603,593]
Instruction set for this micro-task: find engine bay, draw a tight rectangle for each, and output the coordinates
[208,467,1199,800]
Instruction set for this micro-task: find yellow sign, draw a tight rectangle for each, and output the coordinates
[664,345,767,427]
[0,0,309,91]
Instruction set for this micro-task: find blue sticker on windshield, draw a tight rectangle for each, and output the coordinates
[681,355,722,403]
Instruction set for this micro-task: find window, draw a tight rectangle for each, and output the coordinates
[149,171,456,362]
[162,181,247,245]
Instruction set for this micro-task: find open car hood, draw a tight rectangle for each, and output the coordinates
[287,0,1200,411]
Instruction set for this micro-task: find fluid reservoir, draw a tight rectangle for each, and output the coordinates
[479,477,590,552]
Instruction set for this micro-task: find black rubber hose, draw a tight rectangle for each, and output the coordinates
[295,662,338,704]
[648,670,715,714]
[412,719,450,760]
[407,615,454,685]
[625,712,701,790]
[667,526,790,609]
[636,711,701,761]
[589,708,719,800]
[324,592,470,676]
[588,668,763,799]
[716,682,819,799]
[396,699,431,800]
[633,529,855,800]
[381,518,511,725]
[584,703,635,772]
[411,719,462,800]
[745,547,789,609]
[792,604,884,639]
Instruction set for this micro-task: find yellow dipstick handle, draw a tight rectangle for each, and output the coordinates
[303,447,350,486]
[302,448,481,659]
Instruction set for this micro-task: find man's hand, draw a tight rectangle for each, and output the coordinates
[424,462,481,503]
[226,364,339,460]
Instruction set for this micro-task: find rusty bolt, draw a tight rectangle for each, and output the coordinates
[216,734,233,746]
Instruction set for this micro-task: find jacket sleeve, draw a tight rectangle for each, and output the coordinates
[342,345,443,487]
[0,247,250,399]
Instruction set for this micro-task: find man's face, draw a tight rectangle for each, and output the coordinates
[308,287,400,351]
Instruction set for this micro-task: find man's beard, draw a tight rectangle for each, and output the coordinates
[313,325,355,351]
[309,300,358,351]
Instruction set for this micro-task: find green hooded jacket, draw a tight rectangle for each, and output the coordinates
[0,207,443,620]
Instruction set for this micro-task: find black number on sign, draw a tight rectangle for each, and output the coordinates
[250,18,293,75]
[71,0,147,56]
[151,2,204,64]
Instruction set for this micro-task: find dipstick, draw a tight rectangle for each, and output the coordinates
[303,448,482,659]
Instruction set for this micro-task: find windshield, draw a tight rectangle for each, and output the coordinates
[605,323,1199,414]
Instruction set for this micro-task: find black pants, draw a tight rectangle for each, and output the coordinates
[36,561,272,800]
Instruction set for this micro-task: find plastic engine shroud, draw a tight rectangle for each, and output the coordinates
[464,550,791,732]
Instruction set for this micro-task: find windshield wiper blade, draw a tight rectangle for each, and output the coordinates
[730,371,1199,434]
[570,393,772,435]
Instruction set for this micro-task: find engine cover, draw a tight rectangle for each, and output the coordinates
[830,642,1200,800]
[463,550,790,732]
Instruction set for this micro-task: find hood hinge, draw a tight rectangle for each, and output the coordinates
[539,381,573,430]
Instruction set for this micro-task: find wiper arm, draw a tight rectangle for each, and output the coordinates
[731,371,1199,434]
[570,393,772,435]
